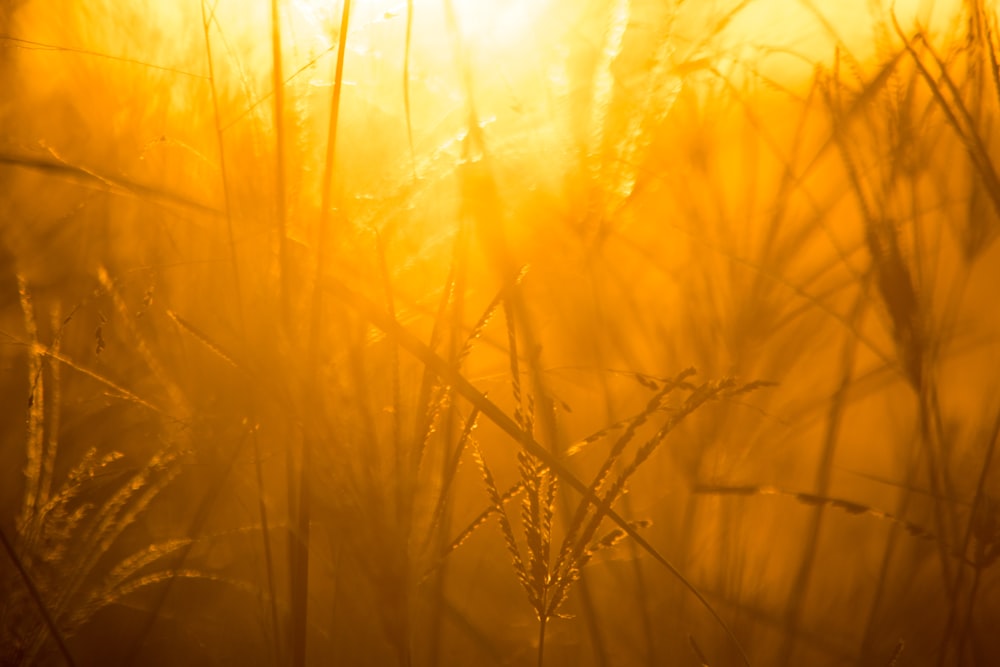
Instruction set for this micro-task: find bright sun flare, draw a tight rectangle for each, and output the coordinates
[274,0,964,95]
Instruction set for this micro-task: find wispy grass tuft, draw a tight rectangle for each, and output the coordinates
[5,1,1000,665]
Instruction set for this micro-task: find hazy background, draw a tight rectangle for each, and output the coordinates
[2,1,999,665]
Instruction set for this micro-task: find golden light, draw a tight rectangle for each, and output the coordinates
[2,1,998,666]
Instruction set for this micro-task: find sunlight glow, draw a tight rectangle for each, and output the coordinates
[4,0,998,664]
[719,0,963,86]
[284,0,553,55]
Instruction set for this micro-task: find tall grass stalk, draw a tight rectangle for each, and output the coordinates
[297,1,353,664]
[326,271,757,664]
[941,406,1000,665]
[0,525,77,667]
[198,5,281,664]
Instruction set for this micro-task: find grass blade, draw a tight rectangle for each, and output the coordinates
[324,273,752,667]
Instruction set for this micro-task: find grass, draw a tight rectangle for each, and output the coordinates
[2,0,1000,665]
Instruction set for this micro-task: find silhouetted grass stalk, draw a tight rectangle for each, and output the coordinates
[324,273,753,666]
[0,526,77,667]
[198,4,281,664]
[298,1,352,664]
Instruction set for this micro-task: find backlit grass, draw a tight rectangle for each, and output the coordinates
[2,1,999,665]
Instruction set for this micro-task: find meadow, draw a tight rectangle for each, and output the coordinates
[1,0,999,665]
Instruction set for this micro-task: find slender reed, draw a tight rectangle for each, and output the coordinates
[197,5,281,663]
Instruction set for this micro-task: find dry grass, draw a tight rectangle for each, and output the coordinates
[2,0,1000,665]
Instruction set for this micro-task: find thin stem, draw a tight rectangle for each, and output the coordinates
[296,1,353,666]
[777,282,866,666]
[0,526,76,667]
[939,406,1000,664]
[956,567,983,666]
[403,0,416,180]
[199,5,281,661]
[537,612,547,667]
[271,0,290,324]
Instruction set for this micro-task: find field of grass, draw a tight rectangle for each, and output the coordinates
[2,0,1000,665]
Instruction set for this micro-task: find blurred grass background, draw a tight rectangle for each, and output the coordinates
[2,0,999,665]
